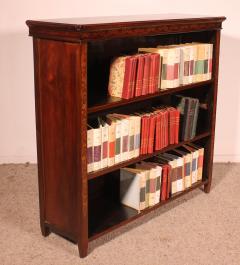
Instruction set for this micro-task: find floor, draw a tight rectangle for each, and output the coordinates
[0,163,239,265]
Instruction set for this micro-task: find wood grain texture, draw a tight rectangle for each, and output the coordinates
[28,15,225,258]
[33,39,88,256]
[26,15,226,41]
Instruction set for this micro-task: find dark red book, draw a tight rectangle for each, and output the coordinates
[142,54,151,95]
[175,109,180,144]
[149,53,161,94]
[154,54,161,93]
[160,165,168,201]
[130,57,138,98]
[121,57,132,99]
[148,114,156,154]
[135,55,145,97]
[140,115,146,155]
[144,114,150,154]
[167,107,176,145]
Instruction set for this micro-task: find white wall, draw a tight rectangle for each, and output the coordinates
[0,0,239,163]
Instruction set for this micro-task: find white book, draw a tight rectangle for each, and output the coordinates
[134,116,141,157]
[128,116,136,159]
[101,123,109,169]
[87,128,94,173]
[176,157,184,192]
[107,121,116,167]
[114,118,122,164]
[191,150,199,184]
[120,117,130,162]
[207,44,213,80]
[120,168,146,212]
[92,127,102,171]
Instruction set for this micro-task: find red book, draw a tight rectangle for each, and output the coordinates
[154,54,161,93]
[155,110,163,150]
[166,164,171,199]
[160,165,168,201]
[148,114,156,154]
[121,57,132,99]
[175,109,180,144]
[144,114,150,154]
[140,115,146,155]
[130,57,138,98]
[149,53,161,94]
[142,54,151,95]
[164,110,169,148]
[167,107,176,145]
[135,55,145,97]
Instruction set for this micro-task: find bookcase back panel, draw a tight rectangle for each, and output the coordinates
[87,31,215,108]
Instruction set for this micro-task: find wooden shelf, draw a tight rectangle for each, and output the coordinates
[88,131,211,180]
[89,179,208,240]
[88,80,213,114]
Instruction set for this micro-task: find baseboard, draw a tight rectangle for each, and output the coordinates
[213,155,240,163]
[1,154,240,164]
[0,155,37,164]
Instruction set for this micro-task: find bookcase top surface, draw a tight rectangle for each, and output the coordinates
[26,14,226,41]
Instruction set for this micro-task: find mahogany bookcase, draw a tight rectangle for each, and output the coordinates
[26,15,226,258]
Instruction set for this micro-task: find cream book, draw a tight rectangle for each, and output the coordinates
[120,167,146,212]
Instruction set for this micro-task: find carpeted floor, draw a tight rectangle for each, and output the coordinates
[0,163,239,265]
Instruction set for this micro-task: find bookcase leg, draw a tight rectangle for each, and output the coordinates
[78,241,88,258]
[40,223,50,237]
[204,182,211,193]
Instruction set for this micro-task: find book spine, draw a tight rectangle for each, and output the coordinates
[208,44,213,80]
[195,44,205,82]
[148,168,156,206]
[197,148,204,181]
[191,99,200,139]
[174,48,180,87]
[155,166,162,204]
[122,57,132,99]
[176,158,184,192]
[187,99,197,140]
[108,57,125,98]
[115,120,122,164]
[183,46,190,85]
[160,166,167,201]
[130,57,138,98]
[139,172,146,211]
[101,124,109,169]
[128,117,135,159]
[191,151,198,184]
[108,122,116,166]
[135,55,145,97]
[144,116,150,154]
[192,45,198,83]
[175,109,180,144]
[145,171,150,208]
[121,118,130,162]
[142,54,151,95]
[148,115,156,154]
[184,153,192,188]
[134,116,141,157]
[87,129,94,173]
[93,128,102,171]
[188,45,195,84]
[170,161,178,195]
[169,109,175,145]
[155,54,161,92]
[140,116,146,155]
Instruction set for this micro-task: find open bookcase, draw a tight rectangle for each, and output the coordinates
[26,14,226,258]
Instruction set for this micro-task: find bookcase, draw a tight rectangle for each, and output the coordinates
[26,14,226,258]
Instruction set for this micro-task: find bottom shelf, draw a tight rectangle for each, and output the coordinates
[89,179,208,240]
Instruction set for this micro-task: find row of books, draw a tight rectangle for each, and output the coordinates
[120,143,204,212]
[174,95,200,141]
[108,42,213,99]
[87,106,180,173]
[108,53,161,99]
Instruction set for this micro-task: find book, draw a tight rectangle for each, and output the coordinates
[87,128,94,173]
[107,120,116,167]
[187,143,204,181]
[108,56,130,98]
[120,167,146,212]
[98,117,109,169]
[135,55,145,97]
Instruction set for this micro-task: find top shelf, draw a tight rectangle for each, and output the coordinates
[26,15,226,42]
[88,80,213,114]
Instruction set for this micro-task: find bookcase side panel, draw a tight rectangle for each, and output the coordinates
[33,38,88,241]
[204,30,221,192]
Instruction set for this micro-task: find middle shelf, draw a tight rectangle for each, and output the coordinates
[88,131,211,180]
